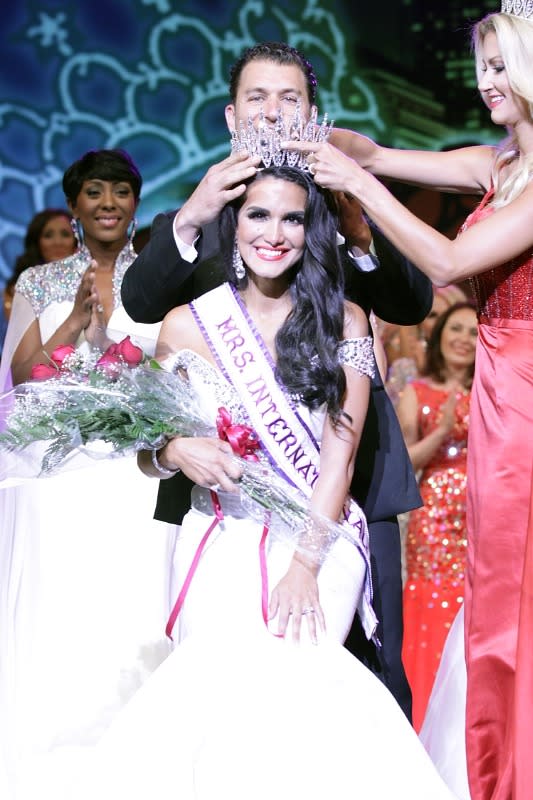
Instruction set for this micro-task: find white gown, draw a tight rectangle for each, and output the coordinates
[12,350,458,800]
[420,606,470,800]
[0,255,178,798]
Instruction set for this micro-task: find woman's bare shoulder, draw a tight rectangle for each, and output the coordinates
[342,301,369,339]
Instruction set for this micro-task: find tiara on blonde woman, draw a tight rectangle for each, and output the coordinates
[501,0,533,18]
[230,102,333,171]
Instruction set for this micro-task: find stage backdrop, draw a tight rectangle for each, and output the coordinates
[0,0,499,285]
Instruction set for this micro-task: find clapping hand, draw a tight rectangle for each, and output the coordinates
[438,386,459,436]
[71,260,99,331]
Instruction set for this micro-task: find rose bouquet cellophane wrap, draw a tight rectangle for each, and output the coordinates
[0,338,367,573]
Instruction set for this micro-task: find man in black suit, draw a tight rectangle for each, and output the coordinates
[122,42,432,721]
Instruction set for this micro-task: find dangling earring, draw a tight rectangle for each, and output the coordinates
[233,237,245,280]
[127,217,138,243]
[71,217,83,248]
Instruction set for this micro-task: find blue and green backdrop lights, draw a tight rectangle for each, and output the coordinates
[0,0,499,284]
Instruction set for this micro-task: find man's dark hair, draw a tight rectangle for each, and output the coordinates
[228,42,318,105]
[62,149,142,205]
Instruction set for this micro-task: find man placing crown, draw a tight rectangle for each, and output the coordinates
[121,42,434,722]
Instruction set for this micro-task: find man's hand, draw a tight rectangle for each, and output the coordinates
[160,436,243,492]
[333,191,372,255]
[174,151,261,245]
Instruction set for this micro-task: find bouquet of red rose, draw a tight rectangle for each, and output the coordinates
[0,337,215,475]
[0,337,373,589]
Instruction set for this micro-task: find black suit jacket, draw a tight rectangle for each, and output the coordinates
[122,213,431,524]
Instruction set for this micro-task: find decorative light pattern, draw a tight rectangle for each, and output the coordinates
[0,0,386,282]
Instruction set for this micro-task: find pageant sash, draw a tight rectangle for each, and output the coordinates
[191,284,377,640]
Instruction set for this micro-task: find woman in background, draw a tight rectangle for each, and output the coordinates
[2,208,76,322]
[1,209,76,358]
[397,302,476,730]
[383,283,468,407]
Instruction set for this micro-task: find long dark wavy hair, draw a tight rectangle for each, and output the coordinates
[219,165,348,423]
[421,301,477,388]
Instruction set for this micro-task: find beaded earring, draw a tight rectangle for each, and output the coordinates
[71,217,83,248]
[233,237,246,280]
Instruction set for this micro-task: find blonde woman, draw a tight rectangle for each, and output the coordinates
[289,7,533,799]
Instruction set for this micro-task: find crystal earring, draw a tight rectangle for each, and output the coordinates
[71,217,83,248]
[233,238,246,280]
[128,217,138,243]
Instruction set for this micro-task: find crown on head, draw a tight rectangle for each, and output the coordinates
[230,102,333,171]
[501,0,533,18]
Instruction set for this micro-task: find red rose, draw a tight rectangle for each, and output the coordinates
[105,343,119,356]
[115,336,143,367]
[30,363,58,381]
[95,352,122,379]
[50,344,76,367]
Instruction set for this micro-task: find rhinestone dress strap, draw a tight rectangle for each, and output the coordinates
[337,336,375,379]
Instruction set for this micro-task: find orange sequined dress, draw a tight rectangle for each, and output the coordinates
[463,188,533,800]
[402,380,469,732]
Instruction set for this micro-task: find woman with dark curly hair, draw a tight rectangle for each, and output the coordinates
[397,301,477,731]
[85,165,456,800]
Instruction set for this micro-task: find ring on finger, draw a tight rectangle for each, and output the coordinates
[308,163,317,175]
[210,483,221,492]
[96,303,104,313]
[301,608,315,615]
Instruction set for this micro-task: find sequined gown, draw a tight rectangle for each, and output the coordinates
[402,380,469,732]
[0,245,177,797]
[10,306,458,800]
[461,190,533,800]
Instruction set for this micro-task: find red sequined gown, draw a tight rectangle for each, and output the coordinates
[463,188,533,800]
[402,380,469,732]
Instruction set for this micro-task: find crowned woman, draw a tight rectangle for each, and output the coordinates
[5,127,462,797]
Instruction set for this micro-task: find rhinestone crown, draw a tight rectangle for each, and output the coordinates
[230,102,333,171]
[501,0,533,18]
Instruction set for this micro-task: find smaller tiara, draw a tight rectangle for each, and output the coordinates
[230,102,333,171]
[501,0,533,18]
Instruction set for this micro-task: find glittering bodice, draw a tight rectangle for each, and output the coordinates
[414,380,469,474]
[16,243,135,317]
[462,189,533,320]
[405,380,469,587]
[165,337,375,445]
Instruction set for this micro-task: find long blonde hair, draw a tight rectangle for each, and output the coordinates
[473,12,533,207]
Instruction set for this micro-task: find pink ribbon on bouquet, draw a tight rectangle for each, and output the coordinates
[166,408,274,640]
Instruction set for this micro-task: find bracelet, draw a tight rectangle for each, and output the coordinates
[151,447,180,477]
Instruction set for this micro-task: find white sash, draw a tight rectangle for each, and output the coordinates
[191,283,377,640]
